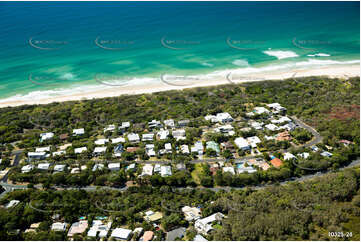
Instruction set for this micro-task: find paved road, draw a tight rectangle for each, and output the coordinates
[291,116,322,147]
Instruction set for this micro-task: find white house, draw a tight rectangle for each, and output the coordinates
[111,228,132,240]
[267,103,287,114]
[121,122,130,129]
[28,152,46,161]
[157,129,170,140]
[191,141,204,156]
[247,136,261,148]
[148,120,162,129]
[53,164,66,172]
[298,152,310,159]
[154,164,161,173]
[95,139,109,145]
[321,151,333,157]
[164,119,175,128]
[104,124,116,132]
[222,166,235,175]
[265,123,279,131]
[53,150,66,156]
[250,121,264,130]
[37,163,50,171]
[128,133,140,143]
[74,147,87,154]
[92,164,105,172]
[216,112,233,123]
[172,129,186,141]
[160,165,172,177]
[71,168,80,174]
[253,107,270,115]
[111,137,125,144]
[40,132,54,142]
[22,164,35,173]
[51,222,68,232]
[195,213,225,235]
[145,144,156,157]
[87,220,112,238]
[180,144,190,154]
[142,133,154,142]
[141,164,153,176]
[93,146,107,156]
[73,128,84,136]
[284,152,296,160]
[5,200,20,209]
[234,137,251,150]
[36,146,50,152]
[182,206,201,221]
[165,143,172,153]
[108,163,120,171]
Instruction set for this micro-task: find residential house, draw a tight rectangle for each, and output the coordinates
[111,228,132,240]
[126,147,139,153]
[180,144,190,154]
[143,211,163,222]
[28,152,46,161]
[194,234,208,241]
[92,164,105,172]
[112,137,125,144]
[298,152,310,159]
[283,152,296,160]
[234,137,251,151]
[178,119,190,127]
[195,213,225,235]
[51,222,68,232]
[276,131,291,141]
[266,103,287,114]
[59,133,69,140]
[142,133,154,142]
[265,123,278,131]
[279,122,296,131]
[5,200,20,209]
[148,120,162,129]
[37,163,50,171]
[140,231,153,241]
[87,220,112,238]
[52,150,66,156]
[108,163,120,171]
[71,168,80,174]
[271,116,292,124]
[133,228,144,240]
[160,165,172,177]
[166,227,186,241]
[191,141,204,156]
[164,119,175,128]
[93,146,107,156]
[222,166,235,175]
[220,141,236,153]
[21,164,35,173]
[95,138,109,145]
[120,122,130,129]
[250,121,264,130]
[104,124,116,133]
[214,124,234,136]
[114,144,124,157]
[126,163,136,172]
[145,144,156,157]
[73,128,85,136]
[206,141,220,154]
[128,133,140,143]
[154,164,161,173]
[270,158,283,168]
[40,132,54,142]
[172,129,186,141]
[74,147,87,154]
[247,136,261,148]
[182,206,201,221]
[157,129,169,140]
[236,162,257,174]
[253,107,270,115]
[216,112,233,123]
[165,143,172,153]
[53,164,66,172]
[141,164,153,176]
[321,151,333,157]
[176,163,186,171]
[68,220,88,237]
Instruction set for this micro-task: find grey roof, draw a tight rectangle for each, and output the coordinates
[166,227,186,241]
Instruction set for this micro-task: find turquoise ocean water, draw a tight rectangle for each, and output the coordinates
[0,1,359,102]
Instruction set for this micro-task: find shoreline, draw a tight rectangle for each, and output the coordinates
[0,64,359,108]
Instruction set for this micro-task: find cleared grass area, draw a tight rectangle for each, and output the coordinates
[191,163,204,185]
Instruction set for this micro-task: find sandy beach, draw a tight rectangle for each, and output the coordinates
[0,64,359,108]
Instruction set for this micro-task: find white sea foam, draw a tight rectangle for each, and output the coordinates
[60,72,76,80]
[307,53,331,57]
[201,62,214,67]
[0,59,358,105]
[263,50,299,59]
[232,59,249,67]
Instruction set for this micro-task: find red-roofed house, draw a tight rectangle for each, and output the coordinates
[270,158,283,168]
